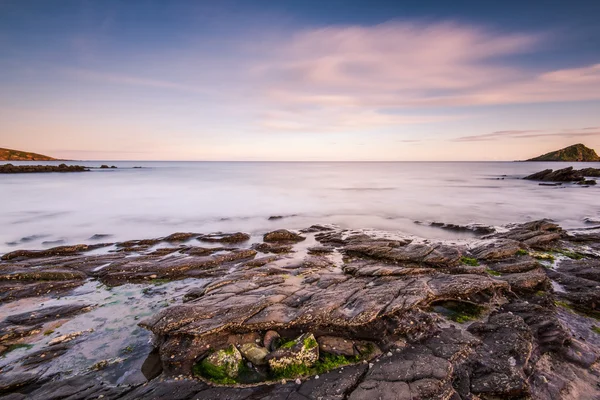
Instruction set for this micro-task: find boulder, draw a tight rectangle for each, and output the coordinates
[199,345,243,379]
[263,230,305,242]
[524,167,584,182]
[265,333,319,373]
[198,232,250,243]
[239,343,269,366]
[318,336,356,357]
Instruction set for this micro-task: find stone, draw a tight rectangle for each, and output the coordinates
[0,164,89,174]
[470,239,521,260]
[239,343,269,366]
[263,330,281,351]
[265,333,319,372]
[198,232,251,243]
[317,336,356,357]
[200,345,243,379]
[263,230,305,242]
[524,167,585,182]
[3,304,92,326]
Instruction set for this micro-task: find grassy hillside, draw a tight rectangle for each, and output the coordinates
[527,144,600,162]
[0,147,59,161]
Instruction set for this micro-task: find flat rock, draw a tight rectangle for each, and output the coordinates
[263,230,306,242]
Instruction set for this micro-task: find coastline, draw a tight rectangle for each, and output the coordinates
[1,221,599,398]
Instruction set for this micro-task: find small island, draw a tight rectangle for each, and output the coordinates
[526,143,600,162]
[0,147,62,161]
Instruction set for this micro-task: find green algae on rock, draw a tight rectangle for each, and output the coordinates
[195,345,243,383]
[266,333,319,373]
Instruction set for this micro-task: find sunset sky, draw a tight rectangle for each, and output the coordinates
[1,0,599,161]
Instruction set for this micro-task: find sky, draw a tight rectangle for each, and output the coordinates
[1,0,599,161]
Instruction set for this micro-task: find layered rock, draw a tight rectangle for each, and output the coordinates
[0,220,599,399]
[0,163,88,174]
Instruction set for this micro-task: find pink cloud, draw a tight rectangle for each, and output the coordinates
[454,128,600,142]
[251,22,600,131]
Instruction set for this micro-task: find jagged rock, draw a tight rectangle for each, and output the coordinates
[200,345,243,379]
[487,257,539,274]
[0,164,88,174]
[307,246,334,255]
[96,248,257,285]
[163,232,199,242]
[1,245,89,261]
[349,347,456,400]
[0,280,85,304]
[0,222,599,399]
[344,241,461,267]
[428,222,496,235]
[524,167,593,182]
[252,242,293,254]
[263,230,305,242]
[0,266,86,282]
[498,268,550,293]
[579,168,600,177]
[467,313,533,397]
[491,220,563,250]
[198,232,250,243]
[239,343,269,366]
[265,333,319,372]
[300,225,335,233]
[470,239,521,260]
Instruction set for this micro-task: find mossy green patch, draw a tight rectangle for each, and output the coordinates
[485,269,502,276]
[591,326,600,335]
[193,355,252,385]
[553,249,584,260]
[303,336,318,349]
[279,338,296,349]
[272,352,361,380]
[432,301,484,323]
[43,330,54,336]
[193,359,237,384]
[555,300,574,310]
[5,343,34,354]
[461,257,479,266]
[516,249,528,256]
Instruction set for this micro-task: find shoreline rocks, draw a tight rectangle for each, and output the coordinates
[524,166,600,183]
[0,220,599,399]
[0,163,89,174]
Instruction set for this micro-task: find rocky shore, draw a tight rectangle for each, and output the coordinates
[1,221,599,399]
[0,164,88,174]
[524,167,600,186]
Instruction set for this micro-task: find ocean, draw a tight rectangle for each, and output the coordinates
[1,160,599,253]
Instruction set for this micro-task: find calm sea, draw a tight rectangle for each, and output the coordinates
[1,161,599,253]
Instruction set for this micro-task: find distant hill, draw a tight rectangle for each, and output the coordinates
[0,147,60,161]
[526,144,600,162]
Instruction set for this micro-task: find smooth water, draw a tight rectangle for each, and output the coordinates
[1,161,599,253]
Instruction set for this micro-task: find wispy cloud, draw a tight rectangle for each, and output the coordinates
[64,68,216,96]
[453,128,600,142]
[250,21,600,132]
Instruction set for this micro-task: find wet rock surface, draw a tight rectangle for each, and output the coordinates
[524,166,600,183]
[0,163,89,174]
[0,220,599,399]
